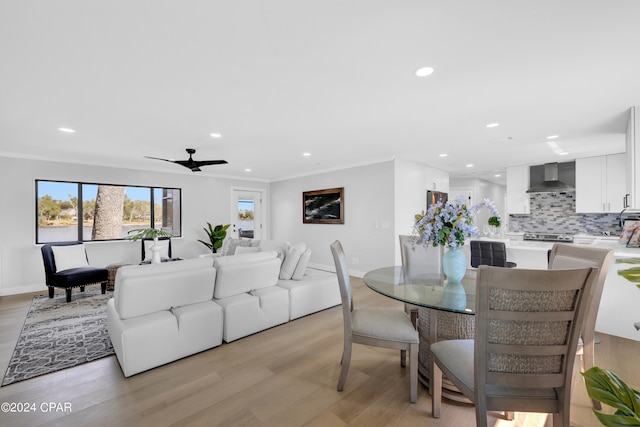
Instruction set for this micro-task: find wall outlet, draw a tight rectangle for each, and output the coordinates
[352,258,359,265]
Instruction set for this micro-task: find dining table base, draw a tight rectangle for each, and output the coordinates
[417,306,475,403]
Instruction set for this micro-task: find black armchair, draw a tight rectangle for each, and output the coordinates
[470,240,517,268]
[41,242,108,302]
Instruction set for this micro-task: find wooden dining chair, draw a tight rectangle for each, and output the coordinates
[430,265,598,427]
[330,240,420,403]
[398,235,443,327]
[547,243,615,409]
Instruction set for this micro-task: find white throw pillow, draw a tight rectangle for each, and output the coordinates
[222,238,251,256]
[234,246,260,255]
[279,242,306,280]
[291,248,312,280]
[259,240,290,261]
[52,244,89,272]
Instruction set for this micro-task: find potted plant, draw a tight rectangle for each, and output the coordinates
[127,227,174,264]
[582,366,640,426]
[198,223,230,253]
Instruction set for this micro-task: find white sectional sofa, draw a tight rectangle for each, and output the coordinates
[107,257,222,377]
[213,250,289,342]
[107,238,340,377]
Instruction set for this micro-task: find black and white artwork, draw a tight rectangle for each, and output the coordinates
[303,188,344,224]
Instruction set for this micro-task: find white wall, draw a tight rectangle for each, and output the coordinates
[450,177,506,231]
[271,161,395,277]
[0,156,268,295]
[393,158,450,264]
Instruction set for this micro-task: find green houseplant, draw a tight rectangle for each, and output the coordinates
[126,227,174,241]
[582,367,640,426]
[127,227,174,264]
[198,223,230,253]
[488,215,501,227]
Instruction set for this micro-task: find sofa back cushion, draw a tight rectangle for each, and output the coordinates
[213,251,282,299]
[114,257,216,320]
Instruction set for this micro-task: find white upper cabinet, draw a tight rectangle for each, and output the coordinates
[576,153,626,213]
[506,165,530,214]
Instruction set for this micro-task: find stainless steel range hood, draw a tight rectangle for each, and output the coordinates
[526,162,575,193]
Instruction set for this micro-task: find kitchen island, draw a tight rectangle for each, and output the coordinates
[462,236,640,342]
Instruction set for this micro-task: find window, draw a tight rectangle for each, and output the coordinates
[36,180,181,243]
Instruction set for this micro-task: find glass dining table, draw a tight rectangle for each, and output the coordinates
[362,266,477,402]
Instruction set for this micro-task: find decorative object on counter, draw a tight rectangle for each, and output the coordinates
[615,258,640,289]
[488,215,501,237]
[198,223,230,253]
[413,195,499,282]
[127,227,174,264]
[582,367,640,426]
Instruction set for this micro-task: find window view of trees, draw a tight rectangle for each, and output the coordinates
[36,180,181,243]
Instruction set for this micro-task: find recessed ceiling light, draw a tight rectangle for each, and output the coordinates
[546,135,559,140]
[303,152,311,156]
[439,153,447,157]
[414,66,434,77]
[558,152,569,156]
[494,174,502,178]
[486,123,499,128]
[466,164,474,168]
[210,133,222,138]
[58,127,75,133]
[244,168,252,172]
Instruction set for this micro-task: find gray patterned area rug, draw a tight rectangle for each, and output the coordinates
[2,287,114,386]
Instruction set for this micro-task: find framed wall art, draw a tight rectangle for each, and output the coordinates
[303,187,344,224]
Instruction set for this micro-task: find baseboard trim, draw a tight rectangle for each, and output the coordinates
[0,283,47,296]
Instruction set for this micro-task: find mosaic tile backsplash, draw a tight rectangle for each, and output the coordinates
[508,192,622,236]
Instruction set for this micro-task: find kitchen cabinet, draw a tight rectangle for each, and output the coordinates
[506,165,529,214]
[576,153,626,213]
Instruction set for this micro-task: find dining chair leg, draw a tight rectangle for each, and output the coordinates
[337,342,352,392]
[580,339,602,410]
[409,343,418,403]
[504,411,514,420]
[431,362,442,418]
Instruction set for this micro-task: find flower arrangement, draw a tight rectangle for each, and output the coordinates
[413,195,500,248]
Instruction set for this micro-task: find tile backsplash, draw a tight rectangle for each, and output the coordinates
[508,192,622,235]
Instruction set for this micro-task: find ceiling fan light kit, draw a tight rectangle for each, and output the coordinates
[145,148,228,172]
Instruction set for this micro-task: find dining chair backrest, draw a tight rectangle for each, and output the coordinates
[330,240,353,316]
[398,235,443,280]
[470,240,515,268]
[474,265,598,420]
[547,243,614,379]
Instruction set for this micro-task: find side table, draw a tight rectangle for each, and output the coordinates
[106,262,132,291]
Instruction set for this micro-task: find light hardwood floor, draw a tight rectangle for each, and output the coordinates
[1,278,638,427]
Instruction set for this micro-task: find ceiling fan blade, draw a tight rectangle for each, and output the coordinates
[194,160,228,166]
[144,149,228,172]
[144,156,174,163]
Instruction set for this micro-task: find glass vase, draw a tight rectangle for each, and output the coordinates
[442,246,467,283]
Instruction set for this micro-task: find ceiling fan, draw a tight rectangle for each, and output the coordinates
[145,148,228,172]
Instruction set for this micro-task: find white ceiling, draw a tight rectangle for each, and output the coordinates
[1,1,638,184]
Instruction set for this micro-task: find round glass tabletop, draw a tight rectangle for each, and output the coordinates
[362,266,477,315]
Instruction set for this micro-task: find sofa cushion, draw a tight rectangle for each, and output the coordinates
[292,248,312,280]
[52,244,89,272]
[234,246,260,255]
[279,242,306,280]
[213,251,282,299]
[114,257,216,320]
[257,240,290,261]
[221,238,252,256]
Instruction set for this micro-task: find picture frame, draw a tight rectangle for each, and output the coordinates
[303,187,344,224]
